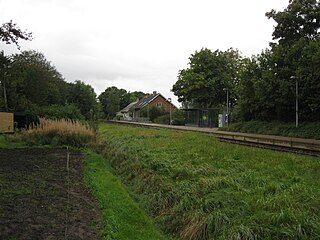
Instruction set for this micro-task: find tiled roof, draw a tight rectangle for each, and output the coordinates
[132,94,158,109]
[118,101,138,113]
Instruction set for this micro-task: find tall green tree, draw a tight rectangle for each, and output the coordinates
[172,48,242,108]
[266,0,320,45]
[0,51,11,111]
[67,80,98,120]
[98,87,127,119]
[4,50,68,111]
[266,0,320,121]
[236,0,320,122]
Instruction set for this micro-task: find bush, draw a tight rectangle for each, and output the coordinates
[153,114,170,124]
[37,104,84,120]
[140,106,166,122]
[171,109,185,125]
[9,119,95,147]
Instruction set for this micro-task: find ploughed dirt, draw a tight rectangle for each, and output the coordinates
[0,148,102,240]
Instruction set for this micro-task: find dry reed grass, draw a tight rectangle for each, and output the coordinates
[11,118,95,147]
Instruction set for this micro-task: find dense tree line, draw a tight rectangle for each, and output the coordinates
[173,0,320,123]
[0,50,100,120]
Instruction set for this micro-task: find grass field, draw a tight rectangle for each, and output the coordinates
[84,150,169,240]
[97,123,320,240]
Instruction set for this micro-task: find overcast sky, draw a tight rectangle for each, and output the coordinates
[0,0,289,106]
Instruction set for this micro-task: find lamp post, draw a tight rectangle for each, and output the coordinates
[223,88,229,126]
[290,76,299,127]
[168,98,172,125]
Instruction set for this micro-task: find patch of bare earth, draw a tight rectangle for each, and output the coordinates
[0,148,102,240]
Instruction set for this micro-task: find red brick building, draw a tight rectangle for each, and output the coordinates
[132,91,176,119]
[118,91,176,121]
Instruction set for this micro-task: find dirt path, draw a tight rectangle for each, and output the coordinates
[0,148,102,240]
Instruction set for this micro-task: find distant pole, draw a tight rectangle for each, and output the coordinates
[291,76,299,127]
[226,90,229,117]
[168,98,172,125]
[223,88,229,126]
[296,78,299,127]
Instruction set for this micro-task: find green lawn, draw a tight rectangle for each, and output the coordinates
[98,123,320,240]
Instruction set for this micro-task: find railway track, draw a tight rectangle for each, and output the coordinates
[110,121,320,156]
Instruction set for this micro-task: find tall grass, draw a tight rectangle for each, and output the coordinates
[221,121,320,139]
[97,123,320,240]
[10,119,95,147]
[84,150,169,240]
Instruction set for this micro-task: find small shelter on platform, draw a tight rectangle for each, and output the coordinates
[184,108,219,128]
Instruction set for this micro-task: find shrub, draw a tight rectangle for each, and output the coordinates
[140,106,166,122]
[9,119,95,147]
[37,104,84,120]
[171,109,185,125]
[153,114,170,124]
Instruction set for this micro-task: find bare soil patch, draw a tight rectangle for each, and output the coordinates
[0,148,102,240]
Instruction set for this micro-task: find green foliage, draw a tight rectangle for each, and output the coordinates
[84,150,168,240]
[140,106,166,122]
[0,50,99,120]
[221,120,320,139]
[0,20,32,49]
[266,0,320,45]
[98,87,147,119]
[97,123,320,240]
[1,50,69,112]
[153,114,170,124]
[171,109,185,125]
[172,48,242,108]
[67,80,99,120]
[14,51,67,106]
[37,104,84,120]
[129,91,146,103]
[172,1,320,124]
[98,86,124,119]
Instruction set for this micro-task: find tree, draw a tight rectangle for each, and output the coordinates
[98,87,126,119]
[235,0,320,122]
[172,48,242,108]
[265,0,320,122]
[0,51,11,111]
[5,50,68,111]
[67,80,98,120]
[236,50,288,121]
[0,20,32,49]
[266,0,320,45]
[128,91,146,103]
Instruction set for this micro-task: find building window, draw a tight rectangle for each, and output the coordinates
[156,103,162,108]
